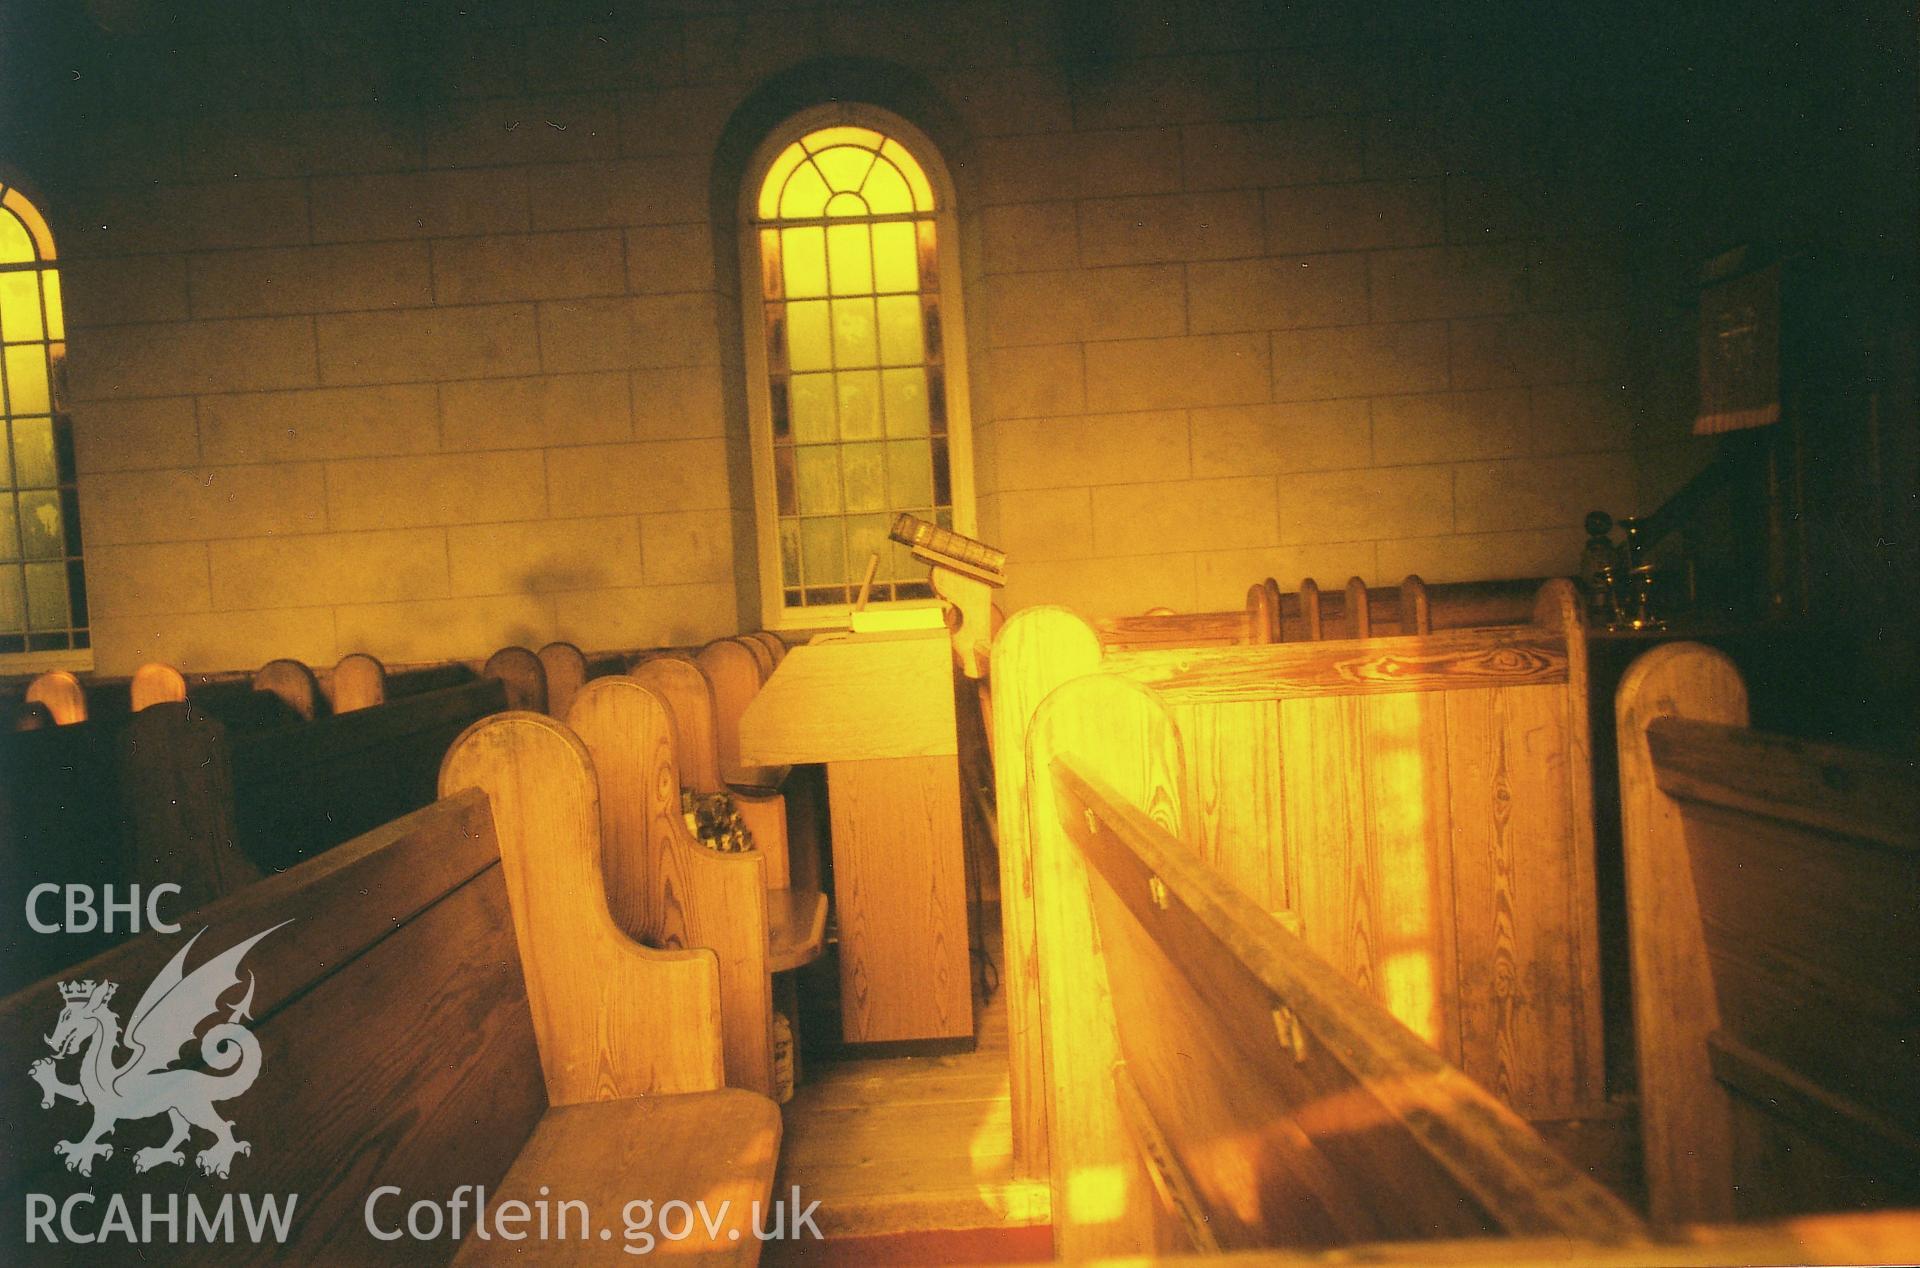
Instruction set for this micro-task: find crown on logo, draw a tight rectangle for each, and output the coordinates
[58,979,114,1003]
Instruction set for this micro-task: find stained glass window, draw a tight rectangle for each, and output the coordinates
[751,125,957,612]
[0,183,85,657]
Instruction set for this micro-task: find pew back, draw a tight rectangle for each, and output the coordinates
[226,677,508,874]
[1618,642,1920,1223]
[0,720,131,989]
[0,791,549,1265]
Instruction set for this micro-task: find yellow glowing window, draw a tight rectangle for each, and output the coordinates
[0,182,85,659]
[750,122,963,612]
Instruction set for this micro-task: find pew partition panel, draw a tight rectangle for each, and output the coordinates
[536,641,588,720]
[1617,642,1920,1225]
[629,656,827,975]
[440,713,729,1102]
[566,678,779,1098]
[992,582,1609,1199]
[1023,673,1645,1257]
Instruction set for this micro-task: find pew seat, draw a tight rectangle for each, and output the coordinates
[457,1091,779,1267]
[769,885,830,973]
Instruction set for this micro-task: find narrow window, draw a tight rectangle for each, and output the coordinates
[0,182,84,662]
[741,111,976,627]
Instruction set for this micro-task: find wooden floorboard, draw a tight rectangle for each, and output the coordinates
[775,983,1051,1242]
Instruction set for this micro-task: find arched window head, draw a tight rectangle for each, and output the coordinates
[740,110,976,627]
[0,180,86,662]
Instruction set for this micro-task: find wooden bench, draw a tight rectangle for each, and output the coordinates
[1019,671,1645,1256]
[1617,641,1920,1224]
[1,789,779,1264]
[992,583,1612,1184]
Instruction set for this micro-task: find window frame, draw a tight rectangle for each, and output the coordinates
[0,177,88,674]
[736,104,978,632]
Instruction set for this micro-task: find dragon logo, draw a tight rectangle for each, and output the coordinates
[29,923,285,1180]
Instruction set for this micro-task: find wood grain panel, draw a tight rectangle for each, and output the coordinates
[0,792,507,1206]
[567,678,774,1097]
[1024,674,1185,1257]
[1280,696,1374,991]
[738,630,958,766]
[440,712,726,1103]
[1650,717,1920,848]
[459,1090,781,1266]
[1615,642,1749,1224]
[1357,689,1462,1065]
[828,755,972,1044]
[1054,743,1643,1246]
[1445,683,1599,1116]
[988,606,1105,1178]
[1173,698,1284,909]
[1108,626,1568,704]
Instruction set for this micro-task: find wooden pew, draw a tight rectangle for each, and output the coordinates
[1,789,779,1264]
[630,657,827,976]
[992,583,1609,1183]
[1617,642,1920,1224]
[565,678,781,1097]
[1019,672,1644,1256]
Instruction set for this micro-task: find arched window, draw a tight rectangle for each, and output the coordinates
[0,181,84,662]
[740,109,976,627]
